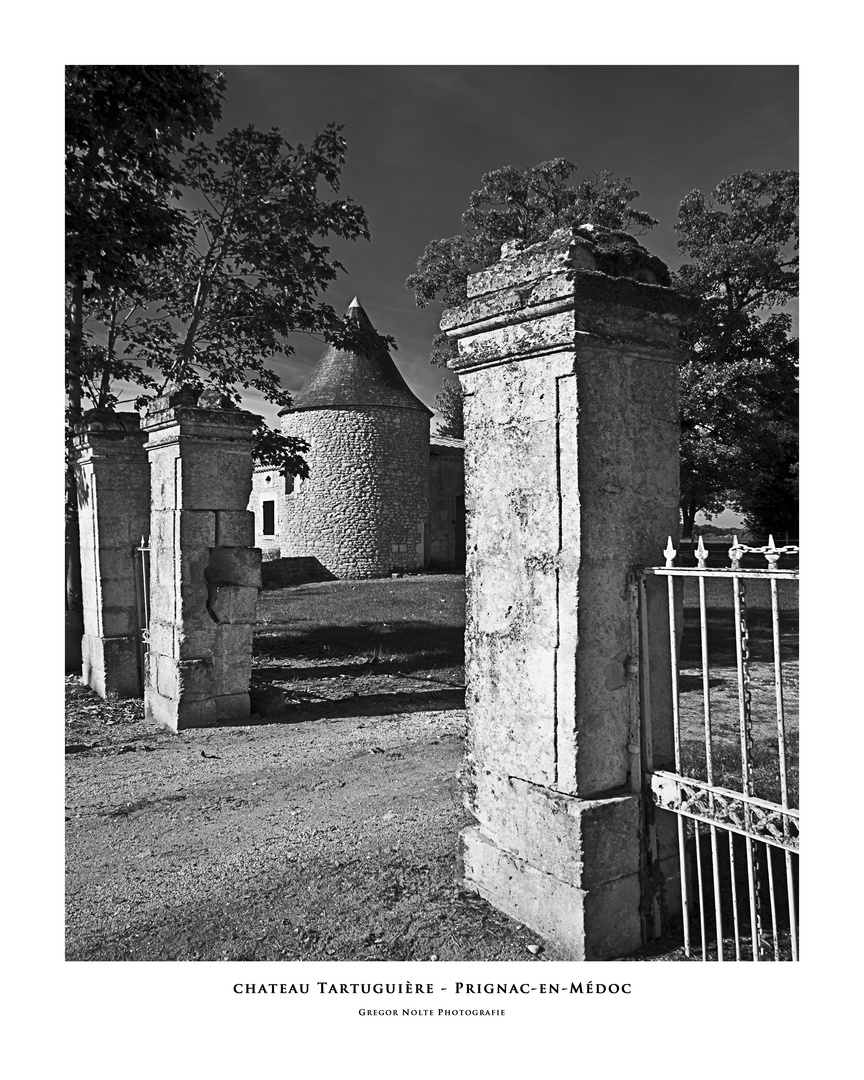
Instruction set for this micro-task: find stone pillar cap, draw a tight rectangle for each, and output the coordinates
[74,409,142,435]
[441,225,696,341]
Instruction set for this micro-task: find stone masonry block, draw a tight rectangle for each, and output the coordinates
[153,652,178,699]
[99,605,140,639]
[174,626,220,661]
[145,686,179,730]
[460,825,642,960]
[173,624,253,661]
[176,446,254,511]
[215,656,253,696]
[208,585,258,624]
[145,687,250,731]
[148,621,256,666]
[147,446,180,510]
[468,771,640,889]
[149,509,216,550]
[206,546,262,588]
[216,625,255,663]
[75,415,149,698]
[443,226,690,959]
[92,550,137,584]
[215,510,256,547]
[147,618,176,658]
[151,548,213,626]
[153,653,225,700]
[143,404,257,726]
[181,693,250,729]
[151,648,251,698]
[176,657,217,698]
[99,637,142,697]
[466,640,557,787]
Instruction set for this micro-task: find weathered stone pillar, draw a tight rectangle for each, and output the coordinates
[141,388,261,731]
[74,411,150,697]
[442,226,692,959]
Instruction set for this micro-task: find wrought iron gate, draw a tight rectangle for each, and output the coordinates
[637,536,799,961]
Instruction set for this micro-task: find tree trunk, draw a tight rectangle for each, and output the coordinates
[66,274,85,672]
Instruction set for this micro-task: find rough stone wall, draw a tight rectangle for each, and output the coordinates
[249,466,290,560]
[142,394,260,731]
[442,226,692,958]
[429,442,465,571]
[74,412,150,697]
[280,406,430,578]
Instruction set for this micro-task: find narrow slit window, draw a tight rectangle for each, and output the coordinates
[262,500,275,536]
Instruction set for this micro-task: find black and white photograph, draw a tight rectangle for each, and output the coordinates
[63,61,799,967]
[9,17,853,1073]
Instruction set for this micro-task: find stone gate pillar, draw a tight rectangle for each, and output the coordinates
[74,411,150,697]
[141,389,261,731]
[442,227,692,959]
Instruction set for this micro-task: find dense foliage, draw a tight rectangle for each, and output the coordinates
[65,68,376,662]
[65,66,225,654]
[433,380,464,440]
[406,158,656,367]
[86,124,378,474]
[411,161,799,538]
[674,171,799,536]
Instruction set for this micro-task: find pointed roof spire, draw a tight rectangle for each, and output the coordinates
[280,297,432,416]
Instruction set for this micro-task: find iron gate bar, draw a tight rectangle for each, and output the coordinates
[771,574,799,960]
[728,831,741,960]
[639,536,799,960]
[732,572,761,960]
[695,542,725,960]
[663,539,692,955]
[636,574,663,942]
[647,568,798,579]
[648,773,799,850]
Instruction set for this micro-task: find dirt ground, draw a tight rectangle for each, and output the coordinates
[66,573,798,962]
[67,576,563,961]
[65,678,553,962]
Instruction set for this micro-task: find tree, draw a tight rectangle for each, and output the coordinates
[434,379,464,440]
[66,65,224,665]
[678,312,798,537]
[66,65,225,418]
[674,170,799,537]
[94,123,378,473]
[407,158,657,366]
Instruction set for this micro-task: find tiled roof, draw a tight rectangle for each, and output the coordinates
[280,298,432,416]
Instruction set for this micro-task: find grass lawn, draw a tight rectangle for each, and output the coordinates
[251,575,466,721]
[257,572,466,677]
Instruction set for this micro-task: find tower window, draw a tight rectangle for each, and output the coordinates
[262,500,275,536]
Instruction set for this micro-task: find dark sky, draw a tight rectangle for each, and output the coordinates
[212,65,798,427]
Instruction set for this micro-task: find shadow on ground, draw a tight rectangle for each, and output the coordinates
[251,614,466,722]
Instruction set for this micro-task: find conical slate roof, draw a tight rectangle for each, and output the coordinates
[280,298,432,415]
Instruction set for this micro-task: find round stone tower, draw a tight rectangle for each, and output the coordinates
[279,298,432,579]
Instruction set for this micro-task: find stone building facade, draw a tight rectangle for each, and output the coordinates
[250,465,292,561]
[248,298,465,579]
